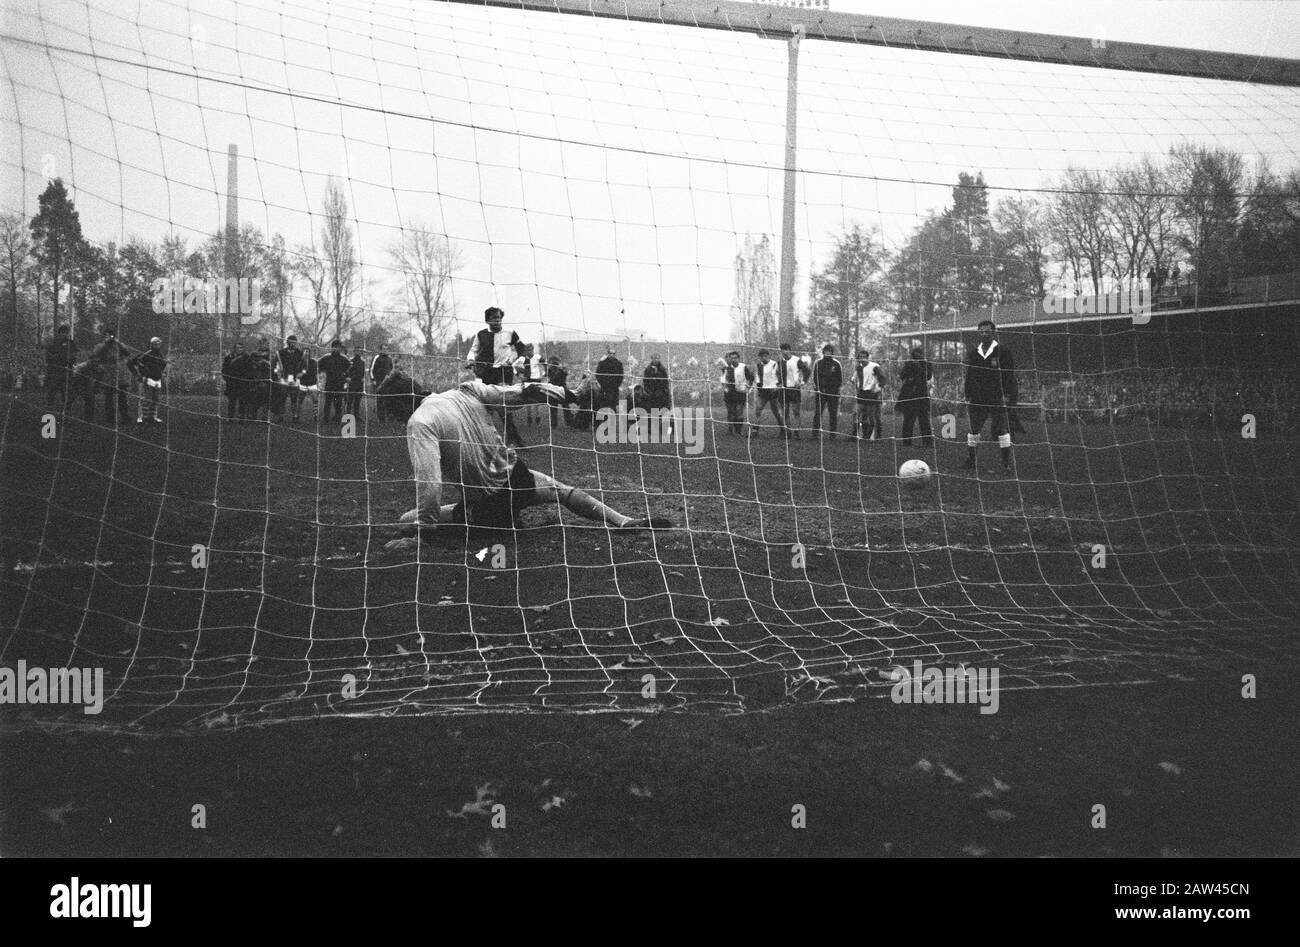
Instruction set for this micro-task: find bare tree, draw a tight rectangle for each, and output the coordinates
[1046,167,1110,295]
[262,233,294,343]
[321,177,359,341]
[1,213,31,370]
[389,224,460,356]
[1168,143,1247,291]
[290,249,331,345]
[993,195,1048,301]
[730,234,777,345]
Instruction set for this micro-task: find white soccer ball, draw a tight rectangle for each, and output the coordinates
[898,459,932,489]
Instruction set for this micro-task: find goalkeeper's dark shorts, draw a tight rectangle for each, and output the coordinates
[455,459,538,528]
[967,402,1008,435]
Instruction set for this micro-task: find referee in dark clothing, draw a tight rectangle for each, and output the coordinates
[963,319,1017,470]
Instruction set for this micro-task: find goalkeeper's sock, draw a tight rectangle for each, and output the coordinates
[559,485,634,527]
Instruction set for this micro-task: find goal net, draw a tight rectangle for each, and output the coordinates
[2,0,1298,731]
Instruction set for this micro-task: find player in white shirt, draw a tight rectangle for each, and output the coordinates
[751,349,787,437]
[853,348,887,440]
[391,379,673,540]
[777,342,809,436]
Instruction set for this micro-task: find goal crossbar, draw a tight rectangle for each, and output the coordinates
[452,0,1300,87]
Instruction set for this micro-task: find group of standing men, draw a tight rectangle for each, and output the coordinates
[717,320,1019,468]
[718,341,930,441]
[44,325,167,426]
[221,336,396,424]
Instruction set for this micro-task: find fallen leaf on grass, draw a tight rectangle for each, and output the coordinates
[446,782,496,819]
[42,801,79,825]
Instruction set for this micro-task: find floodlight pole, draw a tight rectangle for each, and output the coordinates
[778,24,801,344]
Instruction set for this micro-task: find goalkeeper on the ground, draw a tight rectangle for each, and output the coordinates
[392,379,673,538]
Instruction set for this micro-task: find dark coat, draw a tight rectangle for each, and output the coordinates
[964,341,1017,407]
[812,356,842,394]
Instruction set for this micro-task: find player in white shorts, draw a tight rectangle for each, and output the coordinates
[392,379,672,539]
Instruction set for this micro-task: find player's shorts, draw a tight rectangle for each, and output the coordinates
[967,402,1008,435]
[756,388,782,406]
[454,459,538,528]
[782,387,802,407]
[856,390,881,408]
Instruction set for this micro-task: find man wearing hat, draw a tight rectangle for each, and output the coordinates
[128,336,167,424]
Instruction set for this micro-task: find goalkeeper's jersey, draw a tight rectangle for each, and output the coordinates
[407,381,516,511]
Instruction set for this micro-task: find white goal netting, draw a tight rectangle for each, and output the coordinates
[2,0,1299,731]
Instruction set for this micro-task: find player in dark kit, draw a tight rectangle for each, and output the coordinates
[91,330,133,426]
[595,347,624,412]
[346,346,366,419]
[370,347,394,419]
[45,325,76,410]
[318,339,351,423]
[963,319,1017,470]
[546,356,570,428]
[127,337,167,424]
[222,342,244,419]
[897,345,933,442]
[811,344,842,438]
[277,335,307,421]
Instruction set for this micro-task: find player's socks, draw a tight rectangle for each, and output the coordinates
[560,485,635,527]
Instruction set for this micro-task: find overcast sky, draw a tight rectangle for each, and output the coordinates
[3,0,1299,343]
